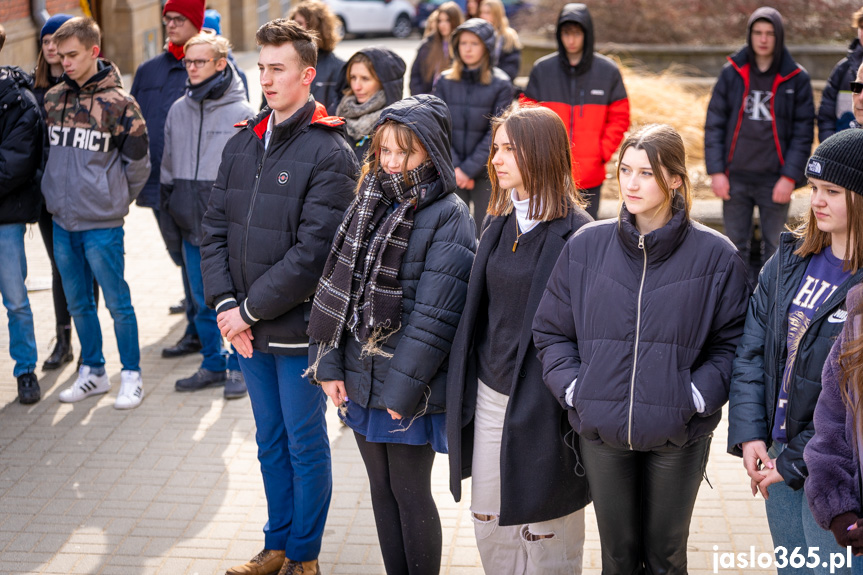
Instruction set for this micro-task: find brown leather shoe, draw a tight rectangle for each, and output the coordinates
[277,558,321,575]
[225,549,286,575]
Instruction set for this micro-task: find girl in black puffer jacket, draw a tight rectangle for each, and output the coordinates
[533,124,750,575]
[308,95,476,575]
[434,18,514,235]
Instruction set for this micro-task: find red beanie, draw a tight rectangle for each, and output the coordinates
[163,0,205,31]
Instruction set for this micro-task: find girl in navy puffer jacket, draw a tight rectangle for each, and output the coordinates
[434,18,514,234]
[533,124,750,574]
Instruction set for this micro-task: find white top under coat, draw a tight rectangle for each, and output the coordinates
[511,189,540,233]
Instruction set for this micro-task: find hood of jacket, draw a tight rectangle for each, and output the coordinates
[452,18,496,68]
[746,6,785,75]
[556,3,594,74]
[61,58,123,94]
[0,66,34,106]
[373,94,456,208]
[342,46,406,107]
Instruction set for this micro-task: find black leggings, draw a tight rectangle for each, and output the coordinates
[38,204,99,327]
[579,435,711,575]
[354,431,442,575]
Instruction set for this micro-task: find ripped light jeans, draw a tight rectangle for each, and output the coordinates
[470,380,585,575]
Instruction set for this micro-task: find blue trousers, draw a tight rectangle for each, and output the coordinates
[0,223,37,376]
[766,443,862,575]
[52,223,140,372]
[238,352,332,560]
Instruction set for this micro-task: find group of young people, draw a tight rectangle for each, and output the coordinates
[6,2,863,575]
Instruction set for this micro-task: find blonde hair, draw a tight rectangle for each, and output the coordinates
[479,0,521,52]
[184,30,231,60]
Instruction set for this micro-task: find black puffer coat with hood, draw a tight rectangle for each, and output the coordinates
[704,7,814,186]
[337,46,406,163]
[434,18,514,180]
[310,95,477,418]
[817,38,863,141]
[0,66,43,225]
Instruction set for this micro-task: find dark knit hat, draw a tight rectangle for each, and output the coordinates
[163,0,205,31]
[805,129,863,196]
[41,14,73,40]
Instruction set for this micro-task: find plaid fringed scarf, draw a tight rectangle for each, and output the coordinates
[307,160,438,355]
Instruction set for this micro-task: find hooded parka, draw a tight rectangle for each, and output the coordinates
[728,233,863,490]
[522,3,629,190]
[447,208,592,526]
[200,97,359,355]
[160,64,255,250]
[310,95,477,418]
[704,7,815,186]
[533,198,750,451]
[433,18,514,180]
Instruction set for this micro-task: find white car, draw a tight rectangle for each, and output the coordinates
[325,0,416,38]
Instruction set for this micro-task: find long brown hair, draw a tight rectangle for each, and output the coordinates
[487,104,584,221]
[616,124,692,221]
[288,0,340,53]
[447,28,492,84]
[421,2,462,85]
[34,49,54,89]
[793,190,863,273]
[358,120,427,183]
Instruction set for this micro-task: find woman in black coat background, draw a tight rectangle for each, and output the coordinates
[447,104,592,575]
[289,0,345,115]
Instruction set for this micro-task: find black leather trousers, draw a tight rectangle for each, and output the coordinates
[579,435,712,575]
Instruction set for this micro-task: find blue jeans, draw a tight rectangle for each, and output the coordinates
[766,443,861,575]
[238,352,331,560]
[0,224,37,377]
[53,223,140,372]
[152,208,196,337]
[723,172,790,285]
[182,240,227,372]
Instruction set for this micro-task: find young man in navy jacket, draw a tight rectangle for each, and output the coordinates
[200,19,358,575]
[131,0,205,356]
[705,7,814,285]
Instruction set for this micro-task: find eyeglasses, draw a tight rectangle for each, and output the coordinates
[162,14,188,27]
[851,81,863,94]
[182,58,214,69]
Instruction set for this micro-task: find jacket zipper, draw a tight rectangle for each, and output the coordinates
[569,72,576,137]
[463,80,473,168]
[193,102,204,181]
[241,138,270,290]
[628,234,647,449]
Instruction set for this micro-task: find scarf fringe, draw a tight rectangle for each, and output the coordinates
[303,341,336,384]
[388,387,431,434]
[359,325,396,359]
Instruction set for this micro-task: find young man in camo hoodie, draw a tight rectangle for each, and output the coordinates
[41,17,150,409]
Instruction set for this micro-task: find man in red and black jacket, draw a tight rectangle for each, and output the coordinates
[705,7,814,285]
[522,3,629,220]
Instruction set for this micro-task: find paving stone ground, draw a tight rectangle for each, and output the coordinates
[0,201,776,575]
[0,42,786,575]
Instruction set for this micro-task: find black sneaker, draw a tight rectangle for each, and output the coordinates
[161,333,202,358]
[17,372,41,405]
[224,369,248,400]
[169,298,186,315]
[175,368,226,392]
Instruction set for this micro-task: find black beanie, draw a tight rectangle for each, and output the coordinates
[805,129,863,196]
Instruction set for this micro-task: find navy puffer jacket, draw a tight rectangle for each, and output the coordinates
[817,38,863,142]
[728,233,863,490]
[434,18,514,180]
[0,66,43,225]
[200,97,359,354]
[310,95,477,417]
[533,198,750,450]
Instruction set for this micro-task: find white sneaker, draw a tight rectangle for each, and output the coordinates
[114,370,144,410]
[59,365,110,403]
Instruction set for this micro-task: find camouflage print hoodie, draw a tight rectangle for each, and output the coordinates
[42,59,150,232]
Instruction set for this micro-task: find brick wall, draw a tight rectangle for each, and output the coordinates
[46,0,83,13]
[0,0,29,23]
